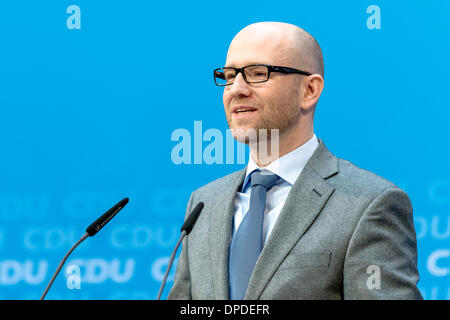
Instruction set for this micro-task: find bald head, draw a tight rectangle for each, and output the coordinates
[227,22,324,77]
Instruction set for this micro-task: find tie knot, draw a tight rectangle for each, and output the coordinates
[250,170,279,190]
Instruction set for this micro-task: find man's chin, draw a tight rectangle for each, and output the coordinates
[230,125,275,144]
[229,127,256,144]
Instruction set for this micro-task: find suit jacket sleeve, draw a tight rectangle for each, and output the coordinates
[167,193,194,300]
[343,187,423,299]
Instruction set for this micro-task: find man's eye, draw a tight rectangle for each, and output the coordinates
[248,70,267,78]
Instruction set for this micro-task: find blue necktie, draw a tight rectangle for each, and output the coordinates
[229,170,280,300]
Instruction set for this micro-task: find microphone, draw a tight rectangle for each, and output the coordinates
[86,198,129,236]
[156,201,204,300]
[40,197,129,300]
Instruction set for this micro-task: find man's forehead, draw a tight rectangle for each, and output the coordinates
[225,40,292,67]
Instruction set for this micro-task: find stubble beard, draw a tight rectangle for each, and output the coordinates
[227,95,301,146]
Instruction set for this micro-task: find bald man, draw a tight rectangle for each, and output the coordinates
[168,22,422,300]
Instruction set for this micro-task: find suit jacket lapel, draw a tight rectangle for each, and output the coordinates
[245,140,338,299]
[209,168,246,299]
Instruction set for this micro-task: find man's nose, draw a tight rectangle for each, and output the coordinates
[229,72,252,97]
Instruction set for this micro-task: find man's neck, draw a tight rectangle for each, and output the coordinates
[250,131,315,167]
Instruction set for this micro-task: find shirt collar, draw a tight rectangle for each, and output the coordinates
[241,134,319,191]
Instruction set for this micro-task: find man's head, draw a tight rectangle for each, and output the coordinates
[221,22,324,157]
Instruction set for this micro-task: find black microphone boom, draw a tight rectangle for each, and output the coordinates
[86,198,129,236]
[156,201,204,300]
[40,197,129,300]
[180,201,204,235]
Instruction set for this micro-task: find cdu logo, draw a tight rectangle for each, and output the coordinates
[0,260,48,285]
[68,258,135,284]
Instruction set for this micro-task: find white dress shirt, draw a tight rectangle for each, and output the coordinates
[232,134,319,245]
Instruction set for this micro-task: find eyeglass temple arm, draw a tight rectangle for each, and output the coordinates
[271,66,311,76]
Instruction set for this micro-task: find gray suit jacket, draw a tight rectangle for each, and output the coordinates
[168,139,423,300]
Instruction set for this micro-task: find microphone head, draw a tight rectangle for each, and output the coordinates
[86,198,129,237]
[180,202,204,235]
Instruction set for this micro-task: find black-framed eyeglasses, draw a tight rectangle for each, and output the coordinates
[213,64,312,86]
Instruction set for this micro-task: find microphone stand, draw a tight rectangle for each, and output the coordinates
[155,201,203,300]
[156,230,186,300]
[40,232,89,300]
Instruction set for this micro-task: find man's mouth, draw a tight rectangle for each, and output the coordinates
[232,105,258,114]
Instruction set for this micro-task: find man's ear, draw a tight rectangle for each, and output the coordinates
[300,74,324,111]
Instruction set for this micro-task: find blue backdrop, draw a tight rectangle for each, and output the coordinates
[0,0,449,300]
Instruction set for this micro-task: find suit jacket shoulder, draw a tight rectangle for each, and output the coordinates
[336,157,399,194]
